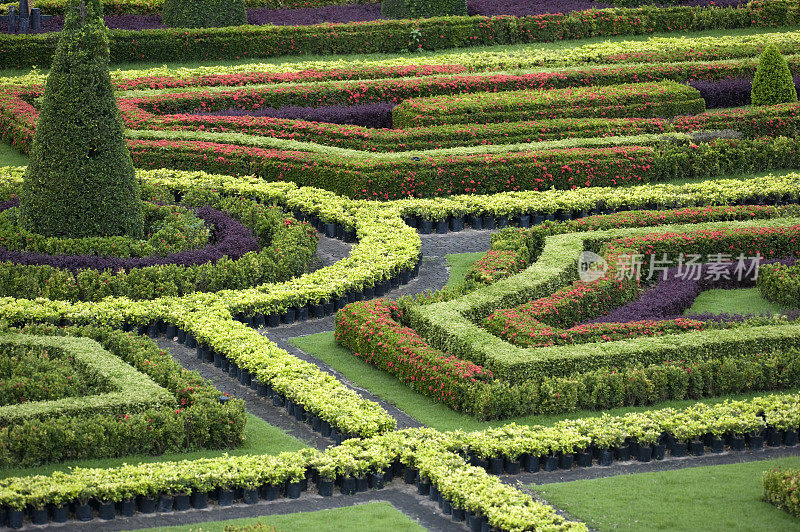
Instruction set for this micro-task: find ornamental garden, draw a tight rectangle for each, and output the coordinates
[0,0,799,530]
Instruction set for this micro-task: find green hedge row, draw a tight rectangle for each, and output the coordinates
[0,2,797,67]
[763,467,800,518]
[758,262,800,307]
[0,324,246,467]
[0,194,317,301]
[392,81,705,128]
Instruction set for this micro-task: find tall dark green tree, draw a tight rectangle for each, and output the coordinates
[19,0,144,239]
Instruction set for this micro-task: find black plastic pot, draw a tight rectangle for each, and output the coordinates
[436,219,448,234]
[158,495,175,513]
[243,489,259,505]
[671,441,688,457]
[363,286,375,300]
[522,454,539,472]
[403,215,418,228]
[404,467,418,484]
[533,214,545,225]
[318,479,334,497]
[518,214,531,227]
[749,431,765,450]
[504,458,522,474]
[266,313,280,327]
[324,223,337,238]
[576,451,593,468]
[785,429,799,446]
[262,484,280,501]
[450,216,465,232]
[320,420,331,437]
[185,334,197,348]
[730,435,746,451]
[186,491,205,510]
[75,502,93,521]
[286,481,302,499]
[416,477,430,496]
[282,308,296,325]
[336,295,349,310]
[599,449,614,466]
[30,507,48,525]
[469,215,483,230]
[489,457,504,475]
[165,324,177,338]
[482,215,496,230]
[558,452,574,470]
[218,489,235,506]
[177,329,187,343]
[638,445,653,462]
[615,444,631,461]
[340,476,356,495]
[419,219,433,234]
[497,215,509,228]
[98,500,116,520]
[441,497,452,515]
[689,440,705,456]
[543,455,558,472]
[452,507,466,522]
[7,509,22,529]
[297,306,309,322]
[710,437,725,453]
[352,476,366,493]
[51,503,70,522]
[767,429,784,447]
[653,443,666,461]
[147,321,159,338]
[369,472,384,490]
[138,496,157,513]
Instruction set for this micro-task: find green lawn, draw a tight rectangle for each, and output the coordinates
[535,457,800,532]
[445,252,484,288]
[0,413,306,480]
[0,141,27,167]
[686,287,788,316]
[289,332,798,432]
[134,501,425,532]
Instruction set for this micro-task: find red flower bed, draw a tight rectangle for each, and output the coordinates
[335,298,494,414]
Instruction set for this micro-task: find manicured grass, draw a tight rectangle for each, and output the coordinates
[0,141,28,167]
[535,457,800,532]
[289,332,798,432]
[685,287,788,316]
[445,252,484,288]
[0,413,306,480]
[134,501,425,532]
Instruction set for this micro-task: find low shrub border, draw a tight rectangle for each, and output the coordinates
[0,332,172,424]
[0,392,796,528]
[0,324,246,467]
[758,262,800,307]
[0,2,797,67]
[763,466,800,517]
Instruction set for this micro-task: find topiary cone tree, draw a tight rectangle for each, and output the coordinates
[19,0,144,239]
[751,43,798,106]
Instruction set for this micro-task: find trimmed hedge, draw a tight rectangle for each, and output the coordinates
[162,0,247,28]
[381,0,466,19]
[0,324,246,467]
[392,81,705,128]
[0,3,798,67]
[763,467,800,518]
[758,262,800,307]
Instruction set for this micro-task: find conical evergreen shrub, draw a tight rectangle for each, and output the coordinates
[20,0,143,239]
[163,0,246,28]
[751,43,798,106]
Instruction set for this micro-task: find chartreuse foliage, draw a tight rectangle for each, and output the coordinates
[19,0,143,239]
[162,0,247,29]
[752,43,798,106]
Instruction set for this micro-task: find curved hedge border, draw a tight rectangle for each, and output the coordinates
[0,1,797,67]
[0,392,798,529]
